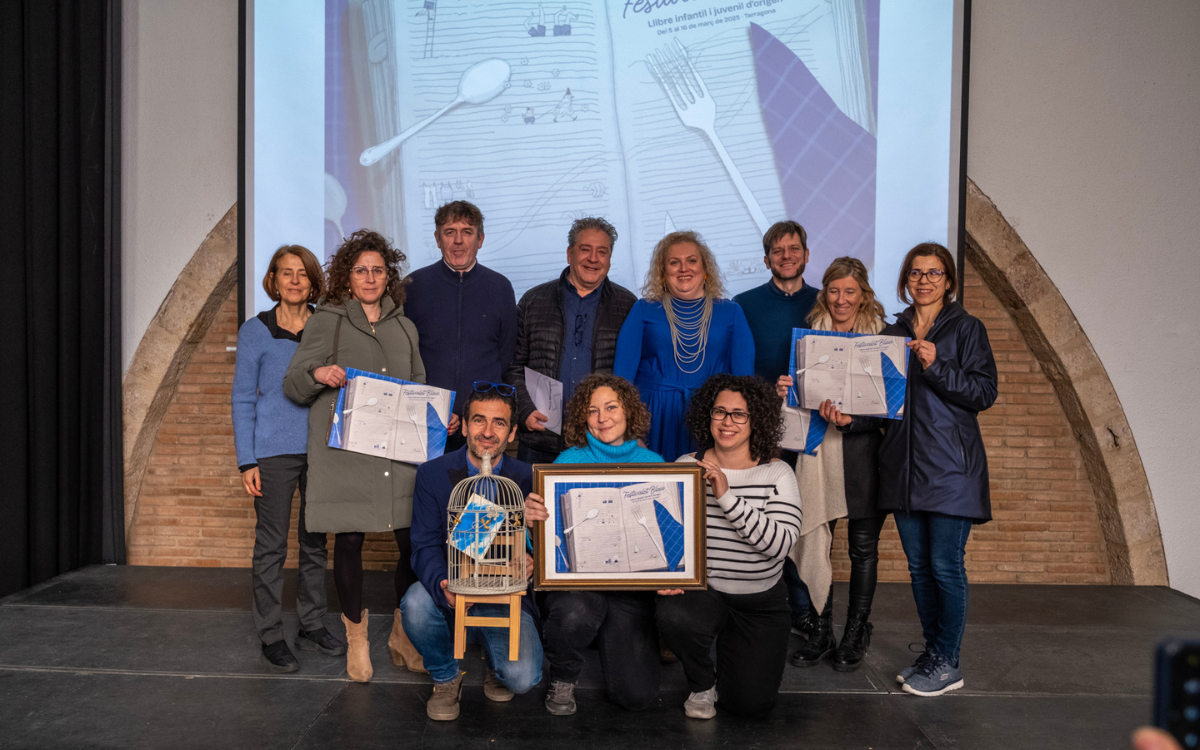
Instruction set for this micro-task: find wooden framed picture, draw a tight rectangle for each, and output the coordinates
[531,463,707,591]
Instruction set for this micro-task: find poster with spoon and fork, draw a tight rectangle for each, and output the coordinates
[532,464,706,590]
[328,368,456,463]
[787,328,909,419]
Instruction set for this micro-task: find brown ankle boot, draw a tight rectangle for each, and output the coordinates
[342,609,373,683]
[388,608,427,673]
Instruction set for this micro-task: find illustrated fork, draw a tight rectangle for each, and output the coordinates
[646,38,770,233]
[633,510,667,561]
[858,354,888,408]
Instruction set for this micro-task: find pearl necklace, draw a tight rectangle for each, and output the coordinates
[662,296,712,374]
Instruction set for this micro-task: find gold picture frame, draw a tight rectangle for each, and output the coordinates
[532,463,707,591]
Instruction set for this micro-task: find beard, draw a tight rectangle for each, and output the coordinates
[771,263,805,282]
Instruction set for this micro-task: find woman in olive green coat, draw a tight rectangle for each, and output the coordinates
[284,230,427,682]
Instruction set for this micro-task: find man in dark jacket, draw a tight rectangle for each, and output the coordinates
[505,217,637,463]
[404,201,518,452]
[401,386,542,721]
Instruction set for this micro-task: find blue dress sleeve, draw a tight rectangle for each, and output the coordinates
[231,321,262,469]
[729,301,756,376]
[613,299,646,382]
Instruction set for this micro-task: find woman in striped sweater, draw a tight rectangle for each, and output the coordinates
[657,374,801,719]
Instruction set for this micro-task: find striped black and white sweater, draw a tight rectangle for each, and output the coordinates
[677,453,802,595]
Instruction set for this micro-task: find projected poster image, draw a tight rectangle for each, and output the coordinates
[322,0,889,299]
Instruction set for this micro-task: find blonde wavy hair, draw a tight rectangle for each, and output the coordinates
[640,230,727,301]
[806,256,886,334]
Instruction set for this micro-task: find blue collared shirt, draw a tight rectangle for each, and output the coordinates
[558,277,601,403]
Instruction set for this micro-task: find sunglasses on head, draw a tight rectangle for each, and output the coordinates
[472,381,516,397]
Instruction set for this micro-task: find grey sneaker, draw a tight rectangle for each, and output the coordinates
[545,679,577,715]
[684,686,718,719]
[484,668,514,702]
[901,653,964,697]
[896,648,933,684]
[426,673,464,721]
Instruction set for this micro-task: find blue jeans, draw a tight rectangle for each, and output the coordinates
[400,582,543,691]
[892,511,973,665]
[781,556,813,620]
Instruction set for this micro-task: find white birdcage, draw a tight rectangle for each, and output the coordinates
[445,451,527,595]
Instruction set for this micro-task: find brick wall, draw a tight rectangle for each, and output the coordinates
[828,262,1110,584]
[128,261,1111,583]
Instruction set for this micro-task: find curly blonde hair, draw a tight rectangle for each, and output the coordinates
[640,231,727,301]
[561,374,651,448]
[807,256,886,334]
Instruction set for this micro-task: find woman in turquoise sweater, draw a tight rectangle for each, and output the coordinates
[525,373,663,716]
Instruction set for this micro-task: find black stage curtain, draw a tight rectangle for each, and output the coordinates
[0,1,125,598]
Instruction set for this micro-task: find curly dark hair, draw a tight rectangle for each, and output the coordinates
[685,374,783,462]
[562,373,652,449]
[324,230,408,308]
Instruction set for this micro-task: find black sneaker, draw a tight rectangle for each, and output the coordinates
[296,627,347,656]
[261,640,300,673]
[545,680,577,715]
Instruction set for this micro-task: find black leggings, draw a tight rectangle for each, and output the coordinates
[818,515,887,617]
[333,529,416,624]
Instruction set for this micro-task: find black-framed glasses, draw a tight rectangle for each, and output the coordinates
[907,268,946,282]
[711,407,750,424]
[473,381,515,397]
[574,313,586,346]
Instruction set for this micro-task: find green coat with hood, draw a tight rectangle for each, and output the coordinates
[284,298,425,532]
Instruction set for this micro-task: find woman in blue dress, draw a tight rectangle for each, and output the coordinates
[614,231,755,461]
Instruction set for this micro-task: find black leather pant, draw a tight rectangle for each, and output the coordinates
[817,515,888,617]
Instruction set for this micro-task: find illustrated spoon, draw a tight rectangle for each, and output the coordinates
[359,58,511,166]
[795,354,831,378]
[562,508,600,535]
[334,397,380,424]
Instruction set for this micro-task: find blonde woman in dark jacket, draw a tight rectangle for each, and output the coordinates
[284,230,427,683]
[774,257,888,672]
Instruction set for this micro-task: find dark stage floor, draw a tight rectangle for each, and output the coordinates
[1,566,1196,749]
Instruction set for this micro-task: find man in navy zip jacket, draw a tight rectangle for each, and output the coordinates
[401,387,541,721]
[404,201,518,452]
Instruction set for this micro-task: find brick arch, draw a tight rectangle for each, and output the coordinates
[961,179,1167,585]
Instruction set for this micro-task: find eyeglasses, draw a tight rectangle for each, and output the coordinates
[351,266,388,279]
[711,407,749,424]
[473,381,515,397]
[907,268,946,282]
[574,313,586,346]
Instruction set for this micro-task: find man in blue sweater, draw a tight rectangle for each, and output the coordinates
[400,385,542,721]
[732,220,820,389]
[404,201,518,452]
[731,220,819,634]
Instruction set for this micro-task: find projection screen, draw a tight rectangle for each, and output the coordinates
[240,0,968,319]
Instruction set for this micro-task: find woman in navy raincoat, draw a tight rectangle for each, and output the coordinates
[878,243,997,698]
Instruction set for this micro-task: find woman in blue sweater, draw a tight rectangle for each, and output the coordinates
[614,231,755,461]
[524,373,663,716]
[232,245,344,672]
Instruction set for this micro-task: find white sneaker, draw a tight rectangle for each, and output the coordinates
[684,686,718,719]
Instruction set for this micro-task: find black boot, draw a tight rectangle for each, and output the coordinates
[790,615,833,667]
[790,610,817,639]
[832,610,873,672]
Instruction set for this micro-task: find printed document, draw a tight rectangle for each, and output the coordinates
[795,333,908,417]
[559,482,682,574]
[525,367,563,435]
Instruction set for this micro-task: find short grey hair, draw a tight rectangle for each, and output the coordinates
[567,217,618,249]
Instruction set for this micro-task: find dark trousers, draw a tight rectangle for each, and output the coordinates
[893,511,972,665]
[516,441,560,465]
[656,580,791,718]
[792,514,889,619]
[332,528,416,623]
[252,455,328,644]
[543,590,661,710]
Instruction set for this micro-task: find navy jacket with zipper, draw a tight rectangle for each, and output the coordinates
[404,260,518,417]
[876,301,998,522]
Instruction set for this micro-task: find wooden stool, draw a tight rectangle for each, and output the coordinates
[453,591,525,660]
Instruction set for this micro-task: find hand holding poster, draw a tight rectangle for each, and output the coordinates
[787,328,910,419]
[328,368,455,463]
